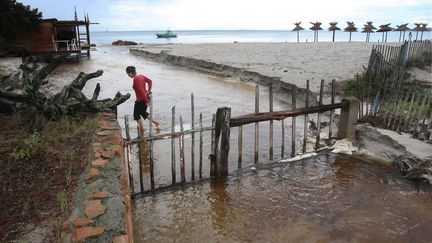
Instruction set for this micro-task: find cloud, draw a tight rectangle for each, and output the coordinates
[99,0,431,30]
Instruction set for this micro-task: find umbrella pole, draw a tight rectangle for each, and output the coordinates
[399,31,402,42]
[349,31,352,42]
[402,31,405,42]
[297,31,299,43]
[416,30,419,41]
[421,31,424,41]
[332,30,335,42]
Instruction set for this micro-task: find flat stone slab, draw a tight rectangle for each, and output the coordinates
[90,191,109,199]
[73,218,94,228]
[92,158,109,168]
[74,226,104,241]
[85,168,100,181]
[85,200,106,219]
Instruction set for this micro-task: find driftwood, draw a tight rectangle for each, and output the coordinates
[0,55,130,119]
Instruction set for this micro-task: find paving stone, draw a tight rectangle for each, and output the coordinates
[101,150,115,159]
[92,158,109,168]
[96,130,112,136]
[113,235,128,243]
[85,200,106,219]
[74,226,104,241]
[90,191,109,199]
[85,168,100,181]
[73,218,94,228]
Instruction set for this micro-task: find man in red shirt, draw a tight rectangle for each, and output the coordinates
[126,66,160,137]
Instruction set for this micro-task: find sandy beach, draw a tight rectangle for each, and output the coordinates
[130,42,404,94]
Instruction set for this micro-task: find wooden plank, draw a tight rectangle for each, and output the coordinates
[230,102,346,127]
[215,107,231,178]
[254,85,259,164]
[302,80,309,154]
[269,84,274,160]
[238,126,243,168]
[199,113,203,179]
[210,114,216,177]
[190,93,195,180]
[171,106,176,184]
[328,79,335,140]
[315,80,324,149]
[179,116,186,183]
[291,86,296,157]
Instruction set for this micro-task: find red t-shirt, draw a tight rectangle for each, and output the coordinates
[133,74,152,104]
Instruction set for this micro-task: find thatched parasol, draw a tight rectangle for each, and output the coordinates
[412,23,422,40]
[344,21,357,42]
[292,22,304,43]
[309,22,323,42]
[394,23,410,42]
[328,22,340,42]
[361,21,376,42]
[377,23,393,42]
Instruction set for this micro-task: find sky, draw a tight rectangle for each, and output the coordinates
[19,0,432,31]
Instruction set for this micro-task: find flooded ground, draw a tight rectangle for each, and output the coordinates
[46,47,432,242]
[134,153,432,242]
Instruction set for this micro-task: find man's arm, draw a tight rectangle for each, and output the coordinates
[145,76,153,94]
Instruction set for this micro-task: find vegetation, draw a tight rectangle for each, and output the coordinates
[0,0,42,40]
[0,113,97,241]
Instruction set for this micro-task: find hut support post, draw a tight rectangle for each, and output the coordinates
[338,97,360,141]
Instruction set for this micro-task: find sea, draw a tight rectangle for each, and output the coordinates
[90,29,431,45]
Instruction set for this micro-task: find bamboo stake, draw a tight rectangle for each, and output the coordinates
[291,86,296,157]
[328,79,335,140]
[269,84,274,160]
[238,126,243,169]
[149,95,155,190]
[199,113,203,179]
[254,85,259,164]
[315,80,324,149]
[190,93,195,180]
[302,80,309,154]
[179,116,185,183]
[171,106,176,184]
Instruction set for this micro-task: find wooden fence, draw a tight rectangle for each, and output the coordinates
[123,80,359,197]
[358,40,432,140]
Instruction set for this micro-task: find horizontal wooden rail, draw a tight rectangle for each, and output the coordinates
[230,102,347,127]
[125,126,215,144]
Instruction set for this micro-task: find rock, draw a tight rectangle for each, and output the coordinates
[96,130,112,136]
[393,155,432,183]
[112,40,138,46]
[74,226,104,241]
[101,150,115,159]
[113,235,128,243]
[85,200,106,219]
[90,191,109,199]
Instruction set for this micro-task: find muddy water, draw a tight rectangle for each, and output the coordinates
[47,47,432,242]
[134,153,432,242]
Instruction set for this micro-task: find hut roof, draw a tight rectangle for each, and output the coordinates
[420,23,429,31]
[328,22,341,31]
[377,23,393,32]
[309,22,323,31]
[292,22,304,31]
[362,22,376,33]
[344,21,358,32]
[395,23,410,31]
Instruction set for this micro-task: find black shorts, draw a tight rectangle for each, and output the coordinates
[134,101,149,120]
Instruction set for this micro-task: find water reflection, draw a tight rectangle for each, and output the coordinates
[134,153,432,242]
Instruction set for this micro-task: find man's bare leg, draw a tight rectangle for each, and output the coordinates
[148,116,160,130]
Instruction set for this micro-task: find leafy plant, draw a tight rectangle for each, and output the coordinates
[10,132,40,160]
[57,191,68,213]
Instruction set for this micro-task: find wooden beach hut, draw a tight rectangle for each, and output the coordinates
[344,21,358,42]
[292,22,304,43]
[309,22,323,42]
[328,22,340,42]
[394,23,410,42]
[377,24,393,42]
[361,21,376,42]
[6,15,95,59]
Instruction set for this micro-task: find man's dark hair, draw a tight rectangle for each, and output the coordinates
[126,66,136,74]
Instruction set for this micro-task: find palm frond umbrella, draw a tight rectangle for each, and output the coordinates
[344,21,358,42]
[394,23,410,42]
[362,21,376,42]
[310,22,323,42]
[377,24,393,42]
[413,23,422,41]
[292,22,304,43]
[328,22,341,42]
[420,23,428,40]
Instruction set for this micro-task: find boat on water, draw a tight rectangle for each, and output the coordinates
[156,30,177,38]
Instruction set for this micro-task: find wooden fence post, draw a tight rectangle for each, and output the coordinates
[214,107,231,178]
[338,97,359,141]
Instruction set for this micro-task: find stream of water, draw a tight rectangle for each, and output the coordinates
[46,46,432,242]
